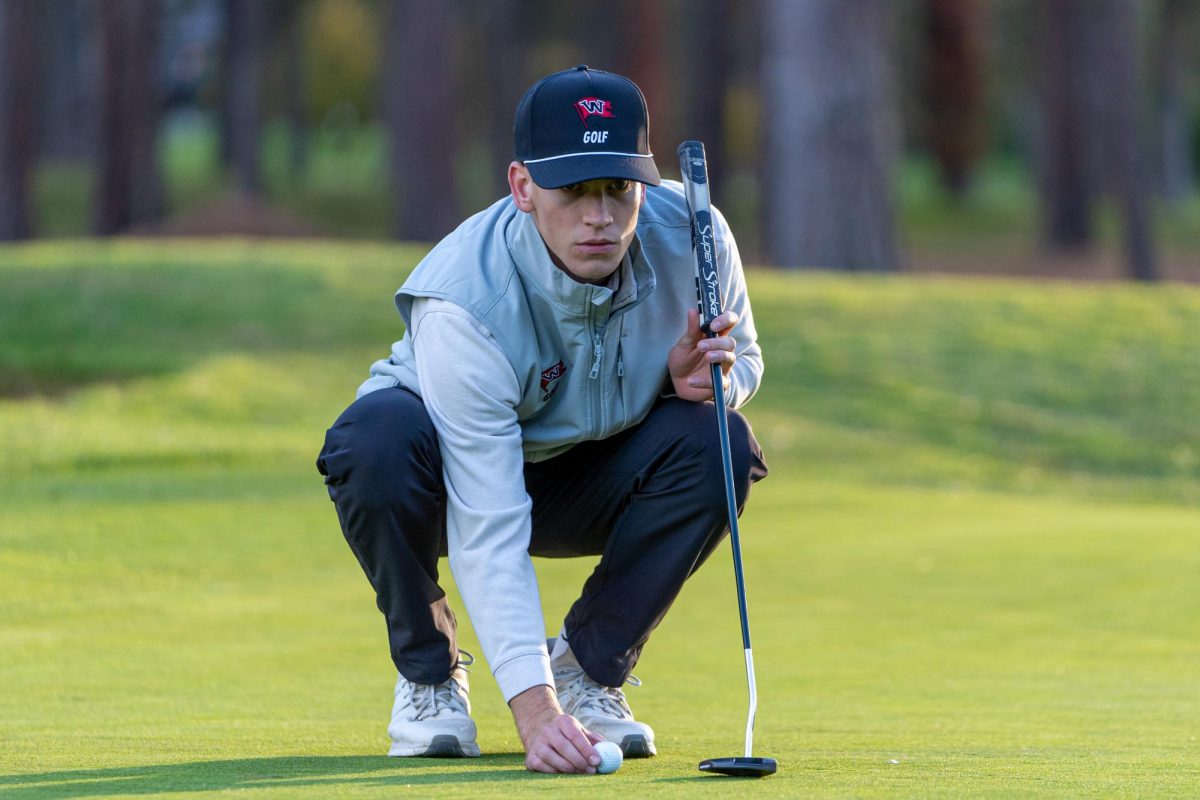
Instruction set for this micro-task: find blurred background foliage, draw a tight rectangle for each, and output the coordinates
[0,0,1197,280]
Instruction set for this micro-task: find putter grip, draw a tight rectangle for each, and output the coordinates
[677,141,722,335]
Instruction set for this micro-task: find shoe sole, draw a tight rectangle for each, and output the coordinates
[619,734,656,758]
[388,735,481,758]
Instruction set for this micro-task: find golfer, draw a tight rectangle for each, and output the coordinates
[317,65,767,775]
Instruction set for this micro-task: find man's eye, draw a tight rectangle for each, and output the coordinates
[609,180,631,192]
[562,183,586,194]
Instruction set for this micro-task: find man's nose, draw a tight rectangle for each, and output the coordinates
[582,193,614,227]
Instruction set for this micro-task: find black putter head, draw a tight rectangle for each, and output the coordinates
[698,756,777,777]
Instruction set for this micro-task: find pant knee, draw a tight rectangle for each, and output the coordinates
[724,409,767,506]
[653,399,767,510]
[317,387,442,505]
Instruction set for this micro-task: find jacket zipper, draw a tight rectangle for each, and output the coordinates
[586,297,610,436]
[588,331,604,379]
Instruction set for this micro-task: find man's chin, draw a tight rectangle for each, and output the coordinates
[561,258,621,286]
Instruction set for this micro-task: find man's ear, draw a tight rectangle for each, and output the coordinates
[508,162,536,212]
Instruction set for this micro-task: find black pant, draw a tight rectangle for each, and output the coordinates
[316,386,767,688]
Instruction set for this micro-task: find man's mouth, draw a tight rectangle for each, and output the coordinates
[577,239,617,255]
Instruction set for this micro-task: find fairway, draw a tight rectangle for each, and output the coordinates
[2,240,1198,798]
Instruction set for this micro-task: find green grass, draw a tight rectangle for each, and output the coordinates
[1,239,1198,798]
[747,272,1200,503]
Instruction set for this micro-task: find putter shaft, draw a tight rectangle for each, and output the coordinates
[710,360,757,758]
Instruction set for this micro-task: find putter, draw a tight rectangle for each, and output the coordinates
[677,141,777,778]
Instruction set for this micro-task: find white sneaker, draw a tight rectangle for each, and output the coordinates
[550,638,656,757]
[387,652,480,758]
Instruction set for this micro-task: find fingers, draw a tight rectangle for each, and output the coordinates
[527,747,590,775]
[668,309,738,402]
[683,310,739,341]
[557,717,600,768]
[527,752,583,774]
[674,308,704,349]
[710,310,739,336]
[697,335,737,366]
[685,364,733,396]
[524,714,600,774]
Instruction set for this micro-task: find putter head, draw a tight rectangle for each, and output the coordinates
[698,756,777,777]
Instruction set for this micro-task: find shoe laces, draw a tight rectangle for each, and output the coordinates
[556,662,642,720]
[404,651,473,722]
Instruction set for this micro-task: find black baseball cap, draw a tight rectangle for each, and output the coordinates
[514,65,662,189]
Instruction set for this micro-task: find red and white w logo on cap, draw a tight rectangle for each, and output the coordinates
[575,97,614,127]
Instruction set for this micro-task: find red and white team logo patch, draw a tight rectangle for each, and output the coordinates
[575,97,614,127]
[540,360,566,401]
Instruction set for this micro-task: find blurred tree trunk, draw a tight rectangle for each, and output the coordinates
[220,0,264,195]
[94,0,164,236]
[40,0,92,162]
[482,0,524,198]
[1157,0,1196,202]
[925,0,986,196]
[684,0,732,197]
[576,1,618,73]
[280,2,308,183]
[383,0,459,241]
[762,0,898,271]
[1037,0,1097,249]
[618,1,676,163]
[1095,0,1157,281]
[0,0,40,240]
[1037,0,1158,279]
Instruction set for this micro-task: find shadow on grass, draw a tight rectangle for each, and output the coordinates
[0,754,543,798]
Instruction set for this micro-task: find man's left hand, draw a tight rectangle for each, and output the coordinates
[668,308,738,402]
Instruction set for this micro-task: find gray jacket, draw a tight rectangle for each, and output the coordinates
[362,180,762,460]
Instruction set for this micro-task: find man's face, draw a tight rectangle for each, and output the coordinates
[509,164,643,285]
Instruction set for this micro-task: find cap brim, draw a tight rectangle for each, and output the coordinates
[526,153,661,189]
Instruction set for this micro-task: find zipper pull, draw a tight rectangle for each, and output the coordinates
[589,333,604,379]
[617,342,624,377]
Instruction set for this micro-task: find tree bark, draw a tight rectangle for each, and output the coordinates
[762,0,899,271]
[40,0,92,162]
[383,0,459,241]
[0,0,40,240]
[684,0,732,198]
[1095,0,1157,281]
[94,0,164,236]
[1157,0,1196,202]
[281,2,308,183]
[618,0,675,163]
[482,0,524,199]
[925,0,987,195]
[1036,0,1097,249]
[221,0,264,195]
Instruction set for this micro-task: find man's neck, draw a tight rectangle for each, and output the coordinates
[540,240,626,287]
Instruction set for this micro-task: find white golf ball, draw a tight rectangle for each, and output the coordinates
[595,740,623,774]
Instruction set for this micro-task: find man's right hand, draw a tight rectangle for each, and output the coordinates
[510,684,604,774]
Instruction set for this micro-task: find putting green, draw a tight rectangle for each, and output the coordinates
[1,240,1197,797]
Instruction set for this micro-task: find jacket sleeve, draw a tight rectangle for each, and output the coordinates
[409,297,553,702]
[714,204,763,409]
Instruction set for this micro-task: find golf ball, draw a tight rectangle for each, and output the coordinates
[595,740,623,774]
